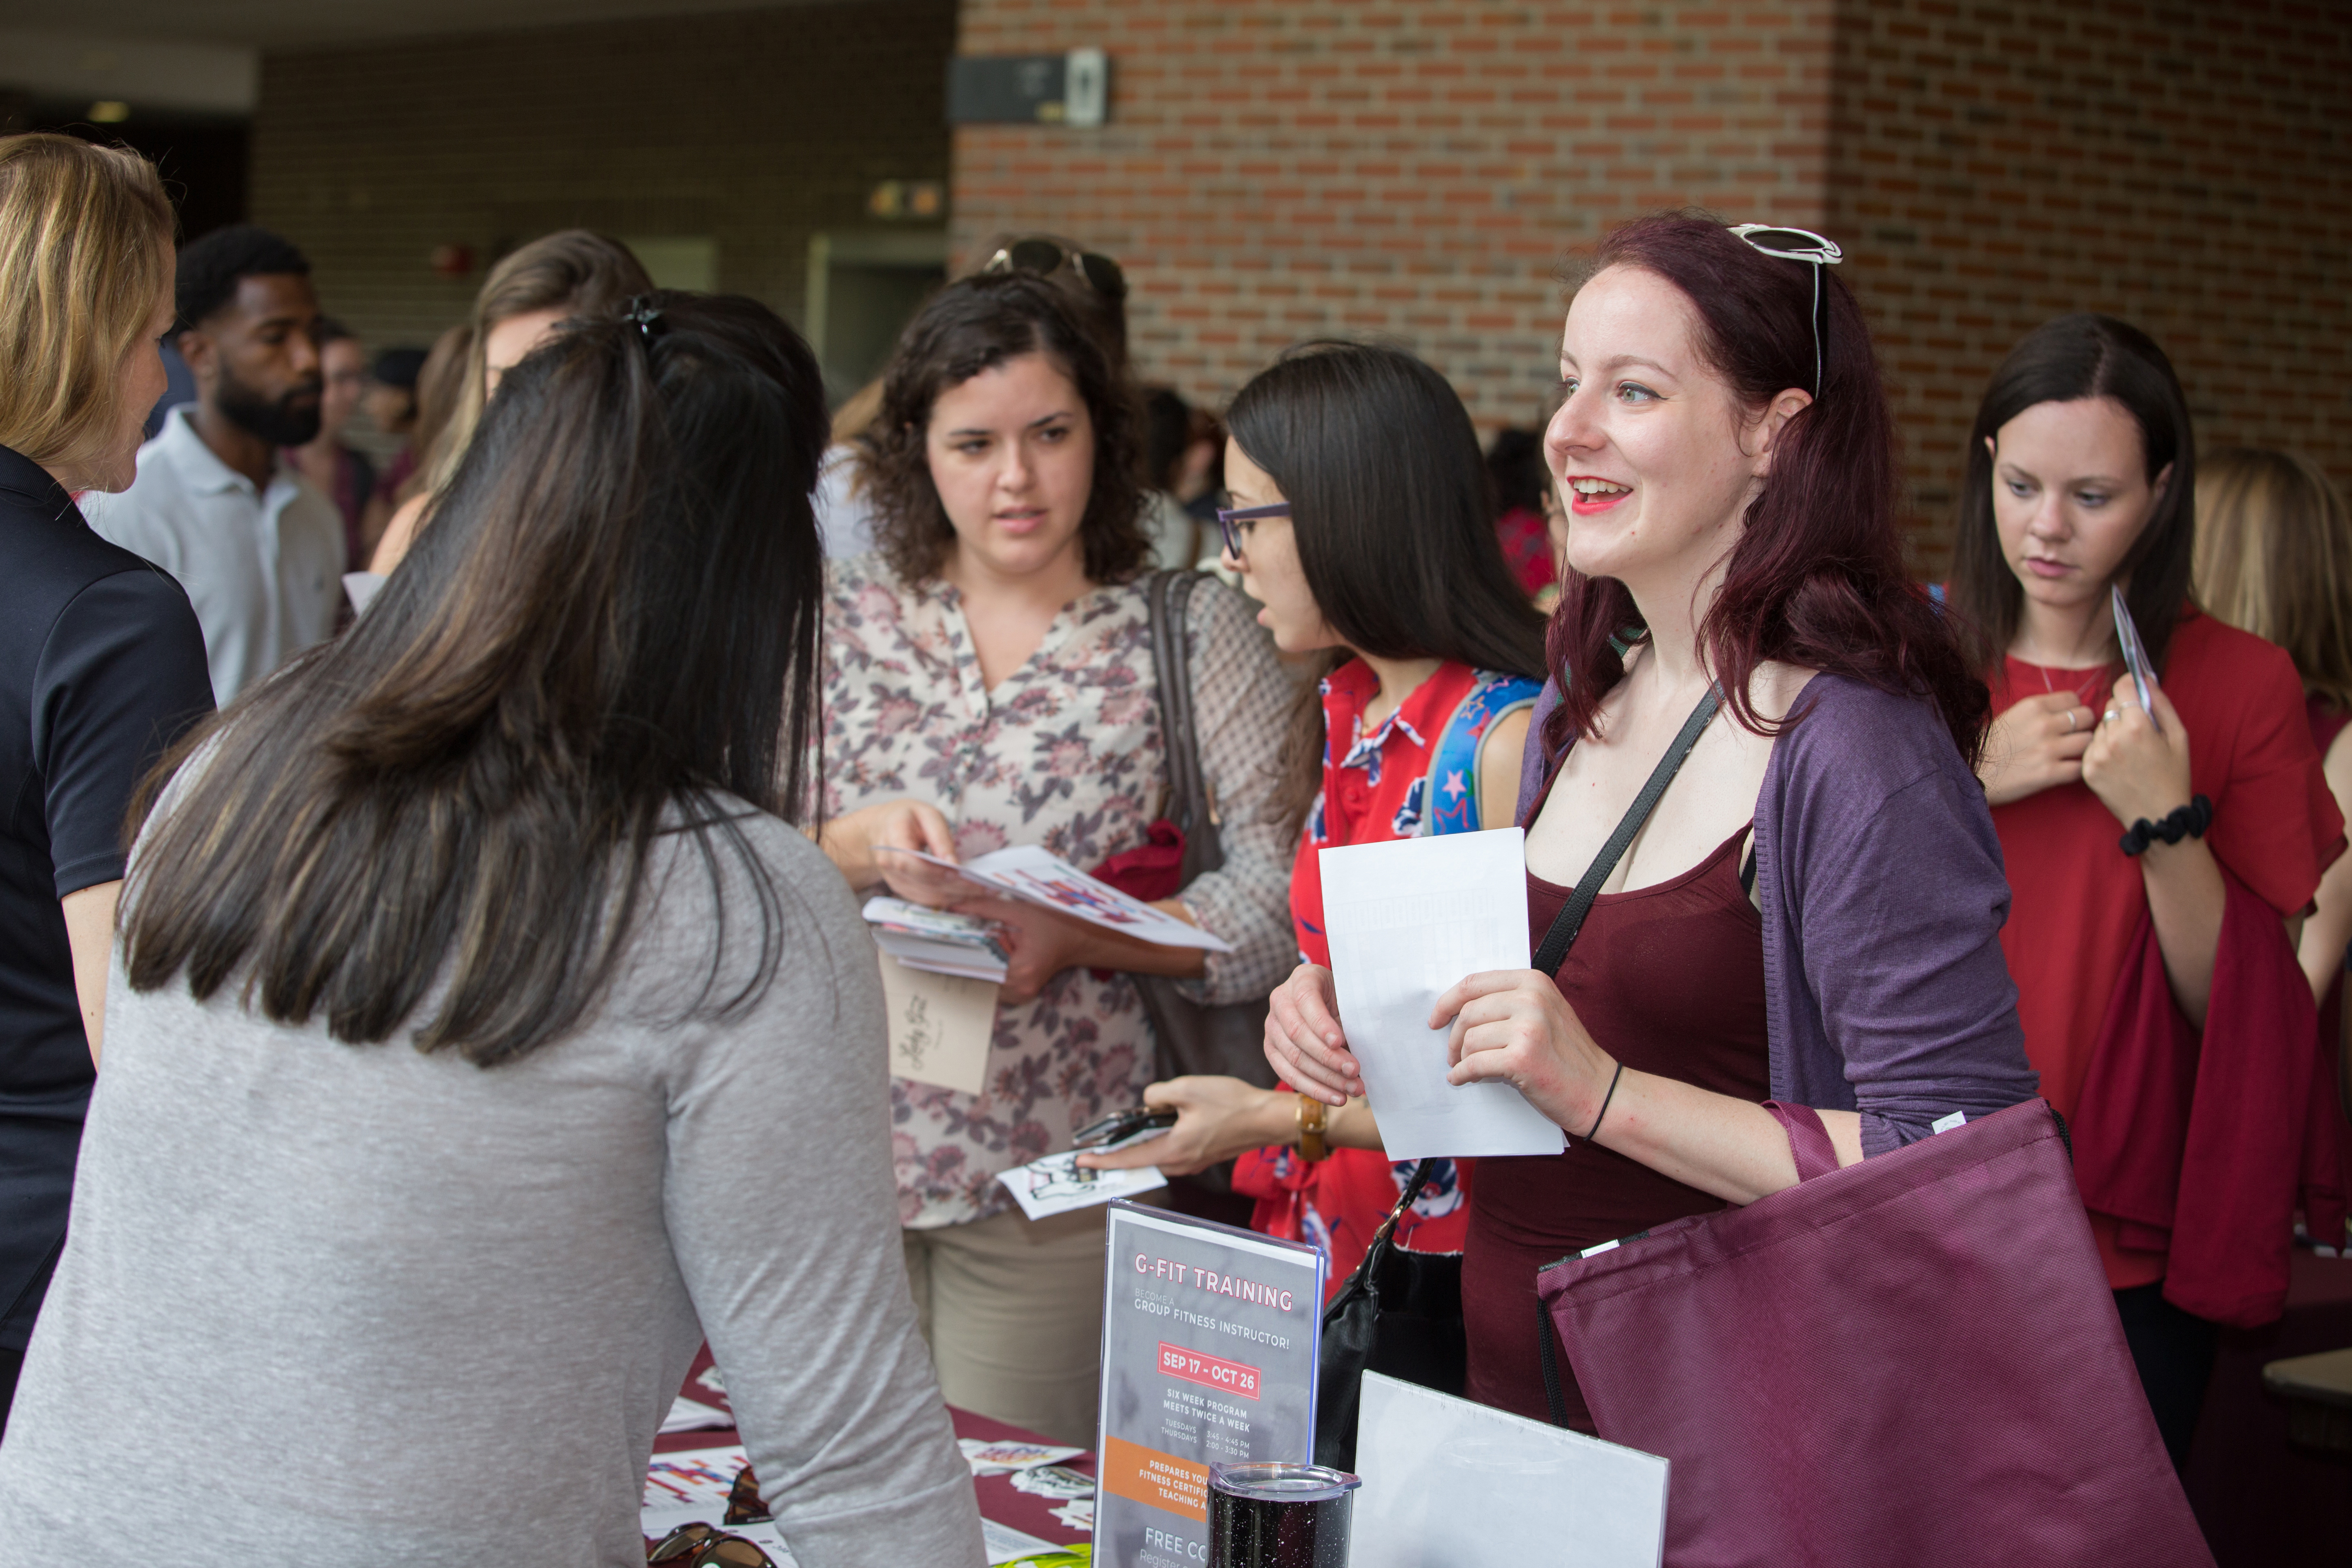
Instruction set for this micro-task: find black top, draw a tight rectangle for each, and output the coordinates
[0,443,212,1346]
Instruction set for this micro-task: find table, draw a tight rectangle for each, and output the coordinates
[653,1343,1096,1556]
[2261,1346,2352,1459]
[2182,1248,2352,1563]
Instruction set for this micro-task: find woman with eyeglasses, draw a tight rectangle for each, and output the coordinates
[1078,341,1548,1298]
[0,295,986,1566]
[811,271,1295,1446]
[1247,214,2039,1428]
[1947,319,2343,1470]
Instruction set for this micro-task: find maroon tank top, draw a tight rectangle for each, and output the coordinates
[1460,824,1771,1428]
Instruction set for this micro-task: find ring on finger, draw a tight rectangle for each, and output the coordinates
[2103,708,2120,726]
[2064,710,2077,732]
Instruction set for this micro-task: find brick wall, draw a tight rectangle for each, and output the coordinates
[950,0,1839,432]
[250,0,956,353]
[1831,0,2352,570]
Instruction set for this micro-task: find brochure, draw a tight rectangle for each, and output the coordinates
[1094,1202,1325,1568]
[998,1149,1166,1221]
[865,895,1011,982]
[877,844,1232,953]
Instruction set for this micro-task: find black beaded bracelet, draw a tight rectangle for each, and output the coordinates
[2120,794,2213,857]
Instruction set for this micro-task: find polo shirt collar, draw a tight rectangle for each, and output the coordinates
[0,441,73,510]
[158,404,281,499]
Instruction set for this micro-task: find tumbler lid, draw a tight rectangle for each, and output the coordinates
[1207,1462,1361,1503]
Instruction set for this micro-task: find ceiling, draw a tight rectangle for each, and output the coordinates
[0,0,831,52]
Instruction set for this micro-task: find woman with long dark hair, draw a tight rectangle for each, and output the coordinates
[0,294,985,1566]
[1080,341,1547,1296]
[1261,213,2040,1427]
[812,272,1295,1445]
[1948,318,2341,1468]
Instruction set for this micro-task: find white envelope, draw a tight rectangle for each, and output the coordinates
[877,951,998,1096]
[1319,830,1566,1159]
[1352,1372,1668,1567]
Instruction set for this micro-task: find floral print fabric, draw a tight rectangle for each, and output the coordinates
[820,555,1297,1228]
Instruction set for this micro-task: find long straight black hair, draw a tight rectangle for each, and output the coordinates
[1948,312,2197,674]
[1225,341,1548,827]
[122,291,831,1066]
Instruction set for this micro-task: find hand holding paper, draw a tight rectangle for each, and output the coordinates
[1319,830,1564,1160]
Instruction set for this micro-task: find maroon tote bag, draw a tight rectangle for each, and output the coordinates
[1535,1098,2212,1567]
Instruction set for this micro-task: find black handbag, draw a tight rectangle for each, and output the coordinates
[1135,569,1279,1091]
[1313,1159,1464,1470]
[1312,686,1722,1470]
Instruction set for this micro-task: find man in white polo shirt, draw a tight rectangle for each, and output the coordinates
[83,225,343,704]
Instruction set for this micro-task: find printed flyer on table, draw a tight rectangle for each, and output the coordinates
[1094,1202,1324,1568]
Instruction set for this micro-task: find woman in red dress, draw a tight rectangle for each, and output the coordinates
[1947,317,2344,1470]
[1081,342,1548,1299]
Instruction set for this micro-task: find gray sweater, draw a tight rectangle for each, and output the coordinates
[0,804,986,1567]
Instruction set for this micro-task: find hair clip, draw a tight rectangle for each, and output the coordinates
[623,296,665,345]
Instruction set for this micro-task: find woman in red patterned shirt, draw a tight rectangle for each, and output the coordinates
[1084,343,1547,1298]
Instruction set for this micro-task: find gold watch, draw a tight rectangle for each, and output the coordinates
[1295,1093,1330,1163]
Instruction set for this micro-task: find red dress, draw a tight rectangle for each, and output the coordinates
[1989,608,2342,1288]
[1461,825,1771,1428]
[1234,658,1537,1301]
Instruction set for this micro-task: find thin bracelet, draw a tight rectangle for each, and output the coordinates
[1581,1061,1625,1141]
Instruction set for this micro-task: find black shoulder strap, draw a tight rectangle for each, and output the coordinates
[1531,688,1721,975]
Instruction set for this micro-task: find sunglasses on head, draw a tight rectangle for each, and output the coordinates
[983,238,1129,303]
[1726,223,1844,399]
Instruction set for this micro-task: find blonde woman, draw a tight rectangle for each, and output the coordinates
[2194,450,2352,1247]
[2193,448,2352,1007]
[366,230,650,575]
[0,134,214,1430]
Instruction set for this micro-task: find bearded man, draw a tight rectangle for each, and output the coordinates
[85,225,343,703]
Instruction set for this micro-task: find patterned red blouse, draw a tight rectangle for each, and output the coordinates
[1234,657,1540,1299]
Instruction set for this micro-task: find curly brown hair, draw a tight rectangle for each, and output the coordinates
[857,271,1148,588]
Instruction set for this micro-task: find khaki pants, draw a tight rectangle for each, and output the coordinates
[901,1203,1107,1446]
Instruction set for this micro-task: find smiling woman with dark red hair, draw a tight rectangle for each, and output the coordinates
[1260,212,2042,1425]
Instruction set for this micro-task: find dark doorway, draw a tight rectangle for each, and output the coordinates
[28,109,250,243]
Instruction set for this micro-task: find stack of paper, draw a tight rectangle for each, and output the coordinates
[864,897,1010,982]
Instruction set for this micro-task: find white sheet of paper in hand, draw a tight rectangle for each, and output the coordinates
[1351,1372,1667,1568]
[1319,830,1565,1160]
[996,1149,1165,1220]
[877,951,998,1096]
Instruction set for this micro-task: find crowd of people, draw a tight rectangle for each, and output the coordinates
[0,127,2347,1562]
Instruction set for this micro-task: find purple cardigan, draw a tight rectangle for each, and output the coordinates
[1517,673,2039,1157]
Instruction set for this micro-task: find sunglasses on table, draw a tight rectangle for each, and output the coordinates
[982,237,1128,303]
[1215,502,1290,561]
[646,1521,775,1568]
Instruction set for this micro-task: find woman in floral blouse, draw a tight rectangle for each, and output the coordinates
[813,273,1294,1444]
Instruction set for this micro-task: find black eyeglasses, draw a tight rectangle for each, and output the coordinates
[982,238,1128,303]
[1726,224,1843,398]
[1214,501,1289,561]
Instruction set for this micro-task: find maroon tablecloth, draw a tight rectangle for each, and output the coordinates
[655,1343,1094,1550]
